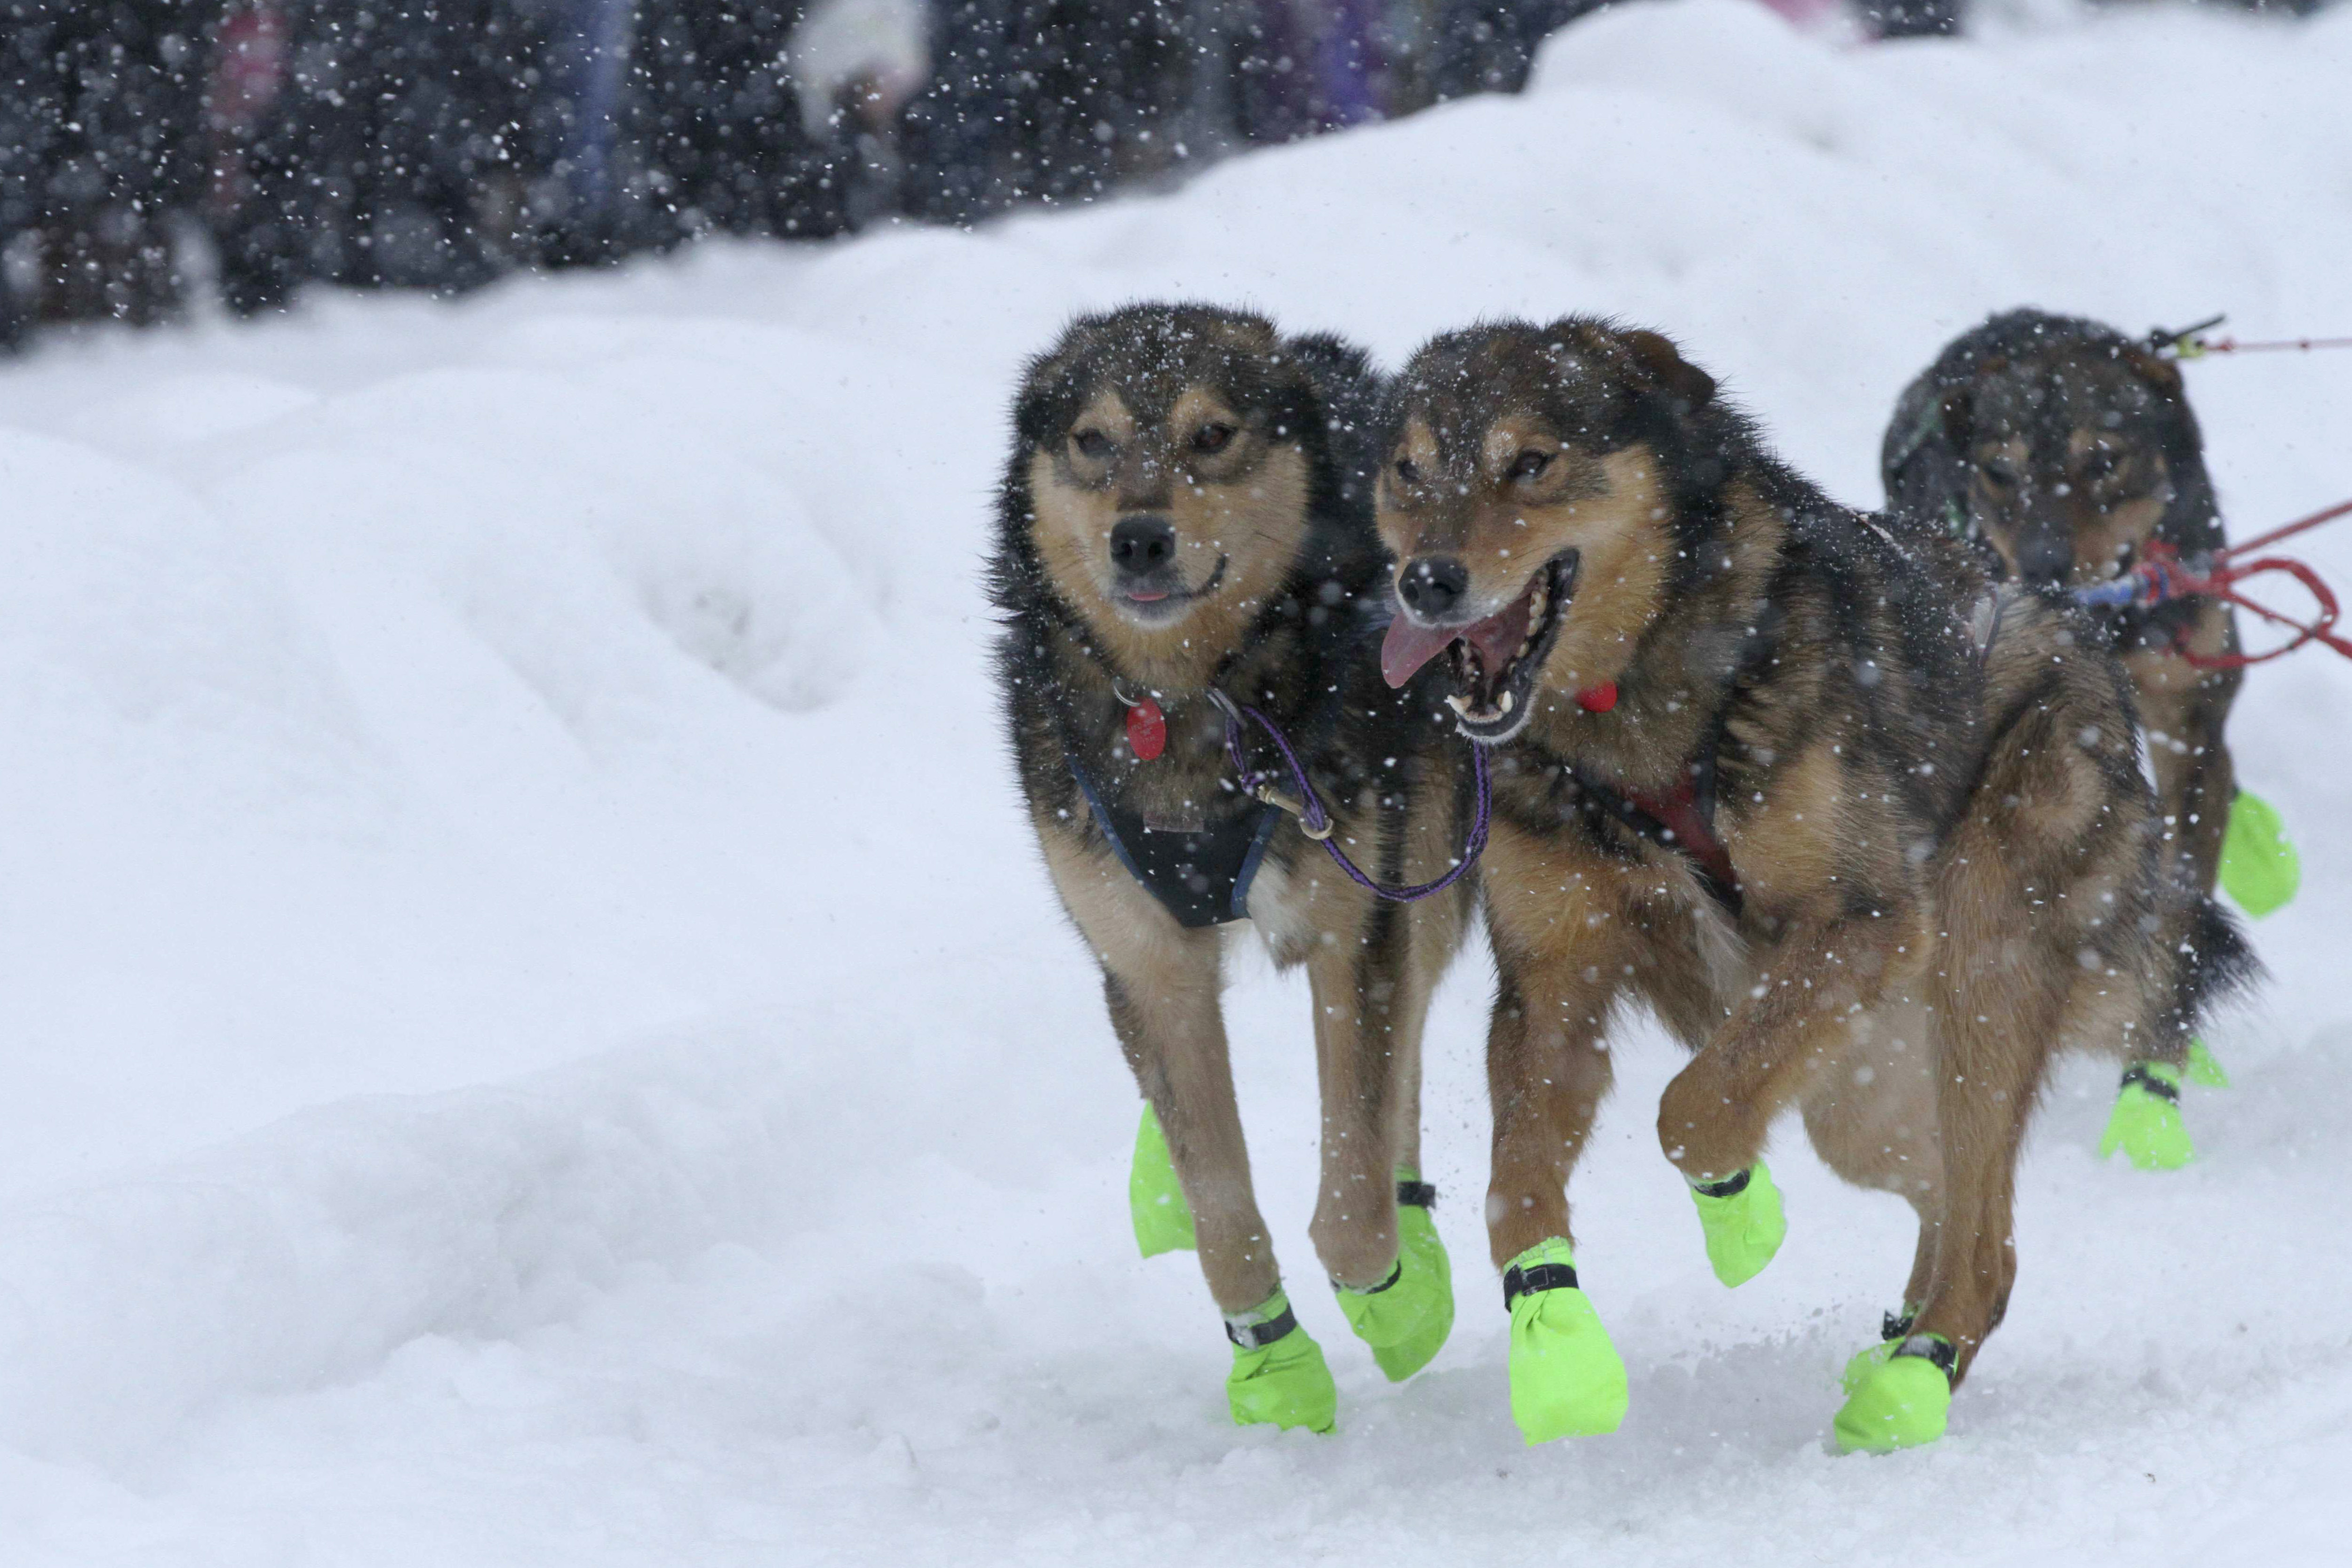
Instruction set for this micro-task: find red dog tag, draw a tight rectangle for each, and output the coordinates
[1576,682,1619,713]
[1127,697,1167,760]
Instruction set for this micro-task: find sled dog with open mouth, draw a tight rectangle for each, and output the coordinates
[1376,317,2256,1451]
[992,304,1479,1433]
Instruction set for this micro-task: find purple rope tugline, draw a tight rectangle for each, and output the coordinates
[1208,689,1491,903]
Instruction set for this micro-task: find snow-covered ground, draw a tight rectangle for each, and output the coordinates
[1,3,2348,1561]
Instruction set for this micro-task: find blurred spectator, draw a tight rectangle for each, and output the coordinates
[0,1,214,342]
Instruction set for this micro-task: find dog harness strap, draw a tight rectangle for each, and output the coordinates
[2120,1063,2182,1104]
[1396,1179,1437,1209]
[1893,1334,1959,1381]
[1501,1261,1579,1309]
[1336,1261,1403,1297]
[1224,1302,1300,1351]
[1216,690,1492,904]
[1689,1168,1752,1200]
[1065,752,1282,929]
[1586,769,1743,917]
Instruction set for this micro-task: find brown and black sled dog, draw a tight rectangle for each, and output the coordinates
[1883,309,2241,903]
[1882,309,2264,1168]
[992,304,1477,1433]
[1375,318,2255,1451]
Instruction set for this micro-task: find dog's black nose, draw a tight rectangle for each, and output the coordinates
[1110,515,1177,577]
[2016,531,2075,586]
[1397,556,1469,619]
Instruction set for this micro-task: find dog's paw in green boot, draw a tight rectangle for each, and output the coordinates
[1224,1290,1336,1433]
[1840,1307,1918,1396]
[1504,1240,1629,1444]
[2186,1037,2231,1089]
[1687,1164,1787,1287]
[2219,788,2298,918]
[2100,1062,2193,1171]
[1834,1334,1954,1454]
[1130,1104,1196,1256]
[1334,1176,1454,1382]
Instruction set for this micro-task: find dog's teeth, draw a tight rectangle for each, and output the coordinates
[1499,690,1514,713]
[1445,693,1472,716]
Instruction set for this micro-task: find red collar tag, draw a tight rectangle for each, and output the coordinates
[1126,696,1167,760]
[1576,682,1619,713]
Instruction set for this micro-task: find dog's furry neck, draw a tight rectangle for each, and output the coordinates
[1505,423,1795,798]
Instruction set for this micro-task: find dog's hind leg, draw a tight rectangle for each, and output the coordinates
[1800,998,1946,1394]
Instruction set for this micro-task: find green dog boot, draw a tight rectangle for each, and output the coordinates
[1333,1175,1455,1382]
[1225,1290,1336,1433]
[2186,1038,2231,1089]
[1687,1164,1787,1288]
[1840,1308,1917,1396]
[1504,1240,1629,1444]
[2100,1062,2193,1171]
[1130,1104,1196,1256]
[1834,1335,1954,1454]
[2218,789,2299,918]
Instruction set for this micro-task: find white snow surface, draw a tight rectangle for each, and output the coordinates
[1,4,2349,1562]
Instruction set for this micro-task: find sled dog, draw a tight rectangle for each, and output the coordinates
[1375,317,2255,1450]
[993,304,1476,1432]
[1884,308,2241,899]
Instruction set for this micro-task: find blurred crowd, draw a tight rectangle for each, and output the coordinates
[0,0,2327,350]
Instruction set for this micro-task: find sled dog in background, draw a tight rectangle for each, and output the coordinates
[993,304,1477,1433]
[1883,307,2289,1168]
[1375,318,2256,1451]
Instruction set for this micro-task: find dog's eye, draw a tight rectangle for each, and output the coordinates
[1509,449,1552,481]
[1979,456,2019,488]
[1394,457,1420,484]
[1072,430,1112,459]
[1191,423,1235,455]
[2076,450,2119,483]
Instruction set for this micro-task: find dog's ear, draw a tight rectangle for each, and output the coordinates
[2123,346,2184,399]
[1937,385,1974,449]
[1014,346,1085,450]
[1622,329,1717,413]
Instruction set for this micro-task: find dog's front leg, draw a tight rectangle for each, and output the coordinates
[2126,602,2241,901]
[1657,906,1927,1185]
[1097,935,1276,1318]
[1302,891,1457,1384]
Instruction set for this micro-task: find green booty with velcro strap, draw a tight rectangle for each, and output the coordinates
[1687,1163,1787,1288]
[1840,1307,1918,1396]
[2100,1061,2193,1171]
[1224,1290,1336,1433]
[2218,789,2299,918]
[1504,1240,1629,1444]
[1129,1104,1196,1256]
[1834,1334,1955,1453]
[1333,1174,1455,1382]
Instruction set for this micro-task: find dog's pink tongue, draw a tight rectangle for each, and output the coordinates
[1464,593,1532,674]
[1382,615,1457,688]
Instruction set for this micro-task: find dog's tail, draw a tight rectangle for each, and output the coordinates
[2171,893,2262,1035]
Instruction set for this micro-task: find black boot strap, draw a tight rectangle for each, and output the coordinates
[1334,1260,1403,1297]
[1502,1260,1579,1309]
[1881,1309,1917,1343]
[2120,1064,2180,1104]
[1224,1303,1298,1351]
[1690,1168,1752,1200]
[1893,1333,1958,1381]
[1397,1179,1437,1209]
